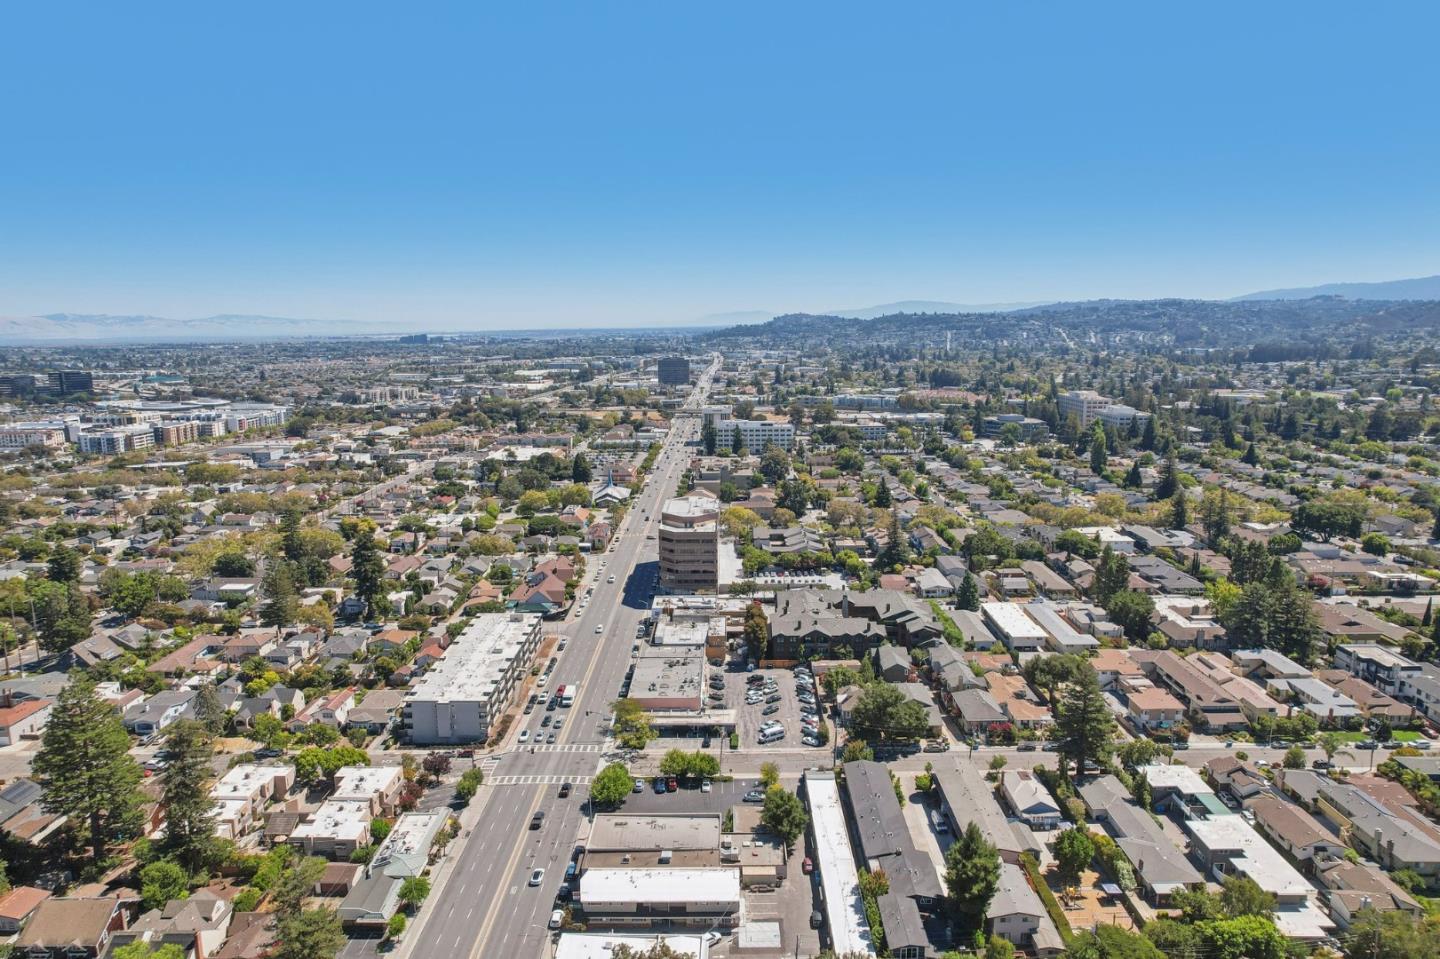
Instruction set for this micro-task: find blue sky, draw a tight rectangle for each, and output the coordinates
[2,2,1439,328]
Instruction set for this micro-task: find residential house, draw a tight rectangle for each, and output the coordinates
[999,771,1063,830]
[15,897,127,959]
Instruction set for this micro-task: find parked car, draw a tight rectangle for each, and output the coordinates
[701,779,712,793]
[549,909,564,929]
[518,730,531,743]
[653,777,667,794]
[666,777,678,792]
[802,857,814,874]
[743,789,766,803]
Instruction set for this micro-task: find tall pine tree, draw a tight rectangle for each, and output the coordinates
[1055,663,1115,781]
[34,679,142,864]
[350,533,386,618]
[160,720,217,873]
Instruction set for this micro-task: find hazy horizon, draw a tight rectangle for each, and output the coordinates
[3,2,1439,330]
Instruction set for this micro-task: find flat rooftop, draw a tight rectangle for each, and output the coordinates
[404,613,540,704]
[588,813,721,852]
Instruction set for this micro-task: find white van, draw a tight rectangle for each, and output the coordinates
[758,727,785,744]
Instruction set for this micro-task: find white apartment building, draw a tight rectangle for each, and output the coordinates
[1097,404,1151,429]
[402,613,543,744]
[715,418,795,452]
[209,763,296,840]
[0,423,68,449]
[77,424,156,454]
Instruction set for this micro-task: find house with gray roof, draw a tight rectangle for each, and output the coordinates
[1079,775,1201,904]
[842,760,943,940]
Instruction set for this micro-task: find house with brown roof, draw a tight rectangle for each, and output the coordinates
[1248,795,1347,863]
[1127,686,1184,733]
[0,886,51,934]
[146,636,224,677]
[15,897,127,958]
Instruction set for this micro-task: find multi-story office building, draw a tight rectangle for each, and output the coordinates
[657,356,691,385]
[981,414,1049,442]
[1058,390,1112,427]
[715,418,794,452]
[402,613,542,744]
[45,370,94,395]
[659,494,720,592]
[1097,404,1151,429]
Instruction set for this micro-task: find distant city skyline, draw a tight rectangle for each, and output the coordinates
[3,2,1439,329]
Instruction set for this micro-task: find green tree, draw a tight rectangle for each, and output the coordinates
[160,721,217,873]
[1089,424,1108,475]
[1316,731,1354,766]
[742,603,769,662]
[47,545,82,583]
[1195,914,1286,959]
[571,453,593,484]
[1220,874,1276,918]
[261,561,300,628]
[1092,545,1130,605]
[33,678,142,864]
[1054,662,1114,780]
[1168,490,1188,531]
[590,763,634,807]
[349,532,387,618]
[399,876,431,909]
[1068,925,1164,959]
[850,682,930,742]
[760,786,808,850]
[1344,906,1440,959]
[386,912,407,940]
[274,856,327,920]
[1221,577,1321,665]
[454,768,484,804]
[944,822,1000,932]
[760,761,780,790]
[1054,826,1095,884]
[611,698,655,750]
[193,682,227,734]
[956,573,981,612]
[140,859,190,910]
[31,579,93,651]
[1283,745,1306,769]
[274,907,345,959]
[1022,654,1086,708]
[984,935,1016,959]
[1104,590,1156,644]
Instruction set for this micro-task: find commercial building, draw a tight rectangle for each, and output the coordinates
[1058,390,1112,428]
[657,356,691,385]
[152,420,200,446]
[658,494,720,592]
[577,868,740,930]
[45,370,94,395]
[628,649,705,710]
[715,418,795,452]
[802,772,876,956]
[402,613,542,744]
[980,414,1048,443]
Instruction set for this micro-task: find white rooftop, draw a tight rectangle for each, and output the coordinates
[579,868,740,907]
[556,935,709,959]
[1185,814,1313,899]
[805,773,876,957]
[405,613,540,704]
[1137,763,1213,796]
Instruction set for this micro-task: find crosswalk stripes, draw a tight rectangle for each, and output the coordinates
[518,743,603,754]
[488,774,595,786]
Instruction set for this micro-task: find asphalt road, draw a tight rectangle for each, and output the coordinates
[402,358,717,959]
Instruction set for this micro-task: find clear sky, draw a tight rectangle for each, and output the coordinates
[2,2,1439,329]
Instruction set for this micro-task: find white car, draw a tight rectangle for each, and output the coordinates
[518,729,530,743]
[596,625,604,634]
[529,868,545,886]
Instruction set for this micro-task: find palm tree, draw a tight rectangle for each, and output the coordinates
[1316,731,1353,766]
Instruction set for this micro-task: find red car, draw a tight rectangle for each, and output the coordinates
[666,777,678,792]
[802,857,814,875]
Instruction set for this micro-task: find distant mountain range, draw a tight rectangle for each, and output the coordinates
[1234,273,1440,302]
[823,299,1053,319]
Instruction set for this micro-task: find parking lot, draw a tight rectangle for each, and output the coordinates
[713,665,827,753]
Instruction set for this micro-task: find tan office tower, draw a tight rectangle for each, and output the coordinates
[658,493,720,592]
